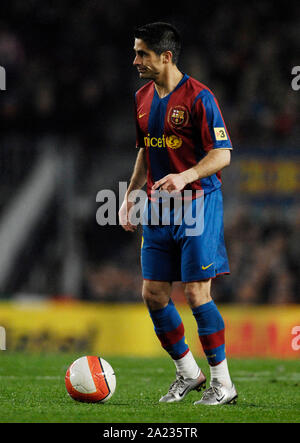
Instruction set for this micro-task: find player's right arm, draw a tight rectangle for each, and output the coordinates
[118,148,147,232]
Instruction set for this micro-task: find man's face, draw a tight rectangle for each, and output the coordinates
[133,38,164,80]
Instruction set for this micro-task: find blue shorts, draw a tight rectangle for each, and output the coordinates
[141,189,230,282]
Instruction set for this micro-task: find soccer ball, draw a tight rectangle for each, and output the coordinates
[65,356,116,403]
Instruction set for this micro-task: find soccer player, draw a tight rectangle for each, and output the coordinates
[119,22,237,405]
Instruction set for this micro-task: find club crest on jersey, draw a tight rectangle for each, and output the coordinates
[168,105,189,128]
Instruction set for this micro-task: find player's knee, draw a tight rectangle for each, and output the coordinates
[142,282,170,311]
[183,280,212,308]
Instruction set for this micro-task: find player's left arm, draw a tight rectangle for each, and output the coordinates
[152,148,231,192]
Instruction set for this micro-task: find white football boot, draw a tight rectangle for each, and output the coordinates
[159,370,206,403]
[194,379,238,405]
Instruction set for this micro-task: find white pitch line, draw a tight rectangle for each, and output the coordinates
[234,371,272,376]
[233,373,300,382]
[0,375,61,380]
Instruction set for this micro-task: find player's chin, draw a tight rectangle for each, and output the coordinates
[138,70,152,79]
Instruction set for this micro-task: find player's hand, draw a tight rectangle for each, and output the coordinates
[152,173,187,193]
[118,198,137,232]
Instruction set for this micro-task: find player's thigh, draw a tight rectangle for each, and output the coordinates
[179,189,229,282]
[183,279,212,308]
[142,279,172,310]
[141,224,181,282]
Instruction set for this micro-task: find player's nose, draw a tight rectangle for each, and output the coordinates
[133,55,141,66]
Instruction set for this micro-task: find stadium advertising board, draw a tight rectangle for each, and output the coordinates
[0,301,299,358]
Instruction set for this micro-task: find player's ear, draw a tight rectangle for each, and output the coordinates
[162,51,173,64]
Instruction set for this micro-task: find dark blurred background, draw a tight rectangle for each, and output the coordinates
[0,0,299,304]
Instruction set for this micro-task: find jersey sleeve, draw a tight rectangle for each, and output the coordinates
[134,93,145,149]
[192,89,232,151]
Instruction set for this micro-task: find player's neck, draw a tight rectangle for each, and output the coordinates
[154,67,183,99]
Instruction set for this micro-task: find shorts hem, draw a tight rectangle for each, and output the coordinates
[142,271,230,283]
[142,277,175,283]
[181,271,230,283]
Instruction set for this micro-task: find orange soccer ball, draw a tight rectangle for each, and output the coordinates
[65,356,116,403]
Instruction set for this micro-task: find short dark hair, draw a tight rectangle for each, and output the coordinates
[134,22,181,65]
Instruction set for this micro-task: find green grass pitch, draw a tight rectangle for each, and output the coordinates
[0,352,299,423]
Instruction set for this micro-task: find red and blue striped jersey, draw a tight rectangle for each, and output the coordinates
[134,73,232,197]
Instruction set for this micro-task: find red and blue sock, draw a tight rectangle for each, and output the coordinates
[192,300,225,366]
[149,299,189,360]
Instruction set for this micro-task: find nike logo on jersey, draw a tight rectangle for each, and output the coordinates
[201,263,214,270]
[138,112,147,119]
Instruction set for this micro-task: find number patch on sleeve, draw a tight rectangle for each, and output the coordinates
[214,127,228,141]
